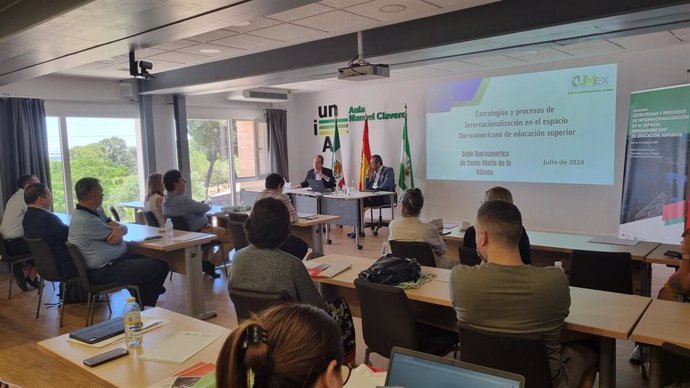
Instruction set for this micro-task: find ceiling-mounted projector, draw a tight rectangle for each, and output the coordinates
[337,63,390,81]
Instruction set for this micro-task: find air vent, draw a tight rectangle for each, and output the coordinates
[227,88,291,102]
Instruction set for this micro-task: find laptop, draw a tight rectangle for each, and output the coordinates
[386,347,525,388]
[307,178,334,193]
[69,317,125,344]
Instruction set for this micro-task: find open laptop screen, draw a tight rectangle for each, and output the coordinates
[386,347,524,388]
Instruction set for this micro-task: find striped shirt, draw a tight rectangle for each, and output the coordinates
[254,189,299,223]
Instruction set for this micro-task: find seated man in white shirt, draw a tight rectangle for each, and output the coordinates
[0,174,40,290]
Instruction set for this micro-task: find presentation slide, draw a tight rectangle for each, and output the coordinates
[426,64,617,184]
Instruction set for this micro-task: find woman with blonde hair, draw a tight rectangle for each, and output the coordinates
[145,172,166,227]
[385,188,451,268]
[216,303,350,388]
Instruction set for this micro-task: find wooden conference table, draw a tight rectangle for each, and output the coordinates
[56,213,217,320]
[311,254,652,388]
[443,228,661,296]
[117,201,339,257]
[38,307,230,388]
[241,188,396,250]
[631,299,690,388]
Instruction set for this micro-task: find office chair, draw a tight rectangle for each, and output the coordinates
[458,323,552,388]
[0,238,33,299]
[354,278,457,364]
[109,205,121,222]
[226,213,249,254]
[229,287,291,322]
[365,192,397,236]
[659,342,690,386]
[66,243,142,326]
[141,209,160,227]
[389,240,436,267]
[459,246,482,266]
[25,238,80,327]
[569,250,633,294]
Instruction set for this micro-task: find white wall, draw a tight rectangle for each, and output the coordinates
[280,43,690,236]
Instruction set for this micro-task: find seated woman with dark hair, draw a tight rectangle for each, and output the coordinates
[384,188,452,268]
[229,197,355,362]
[217,303,350,388]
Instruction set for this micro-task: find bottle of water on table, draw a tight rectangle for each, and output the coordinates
[164,218,174,240]
[123,297,143,348]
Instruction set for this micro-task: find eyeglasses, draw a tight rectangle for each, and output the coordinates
[340,363,352,385]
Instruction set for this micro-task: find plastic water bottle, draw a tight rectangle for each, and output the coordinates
[164,218,174,240]
[554,261,564,271]
[123,297,143,348]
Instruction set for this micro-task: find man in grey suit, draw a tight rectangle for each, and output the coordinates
[364,154,395,206]
[294,154,336,189]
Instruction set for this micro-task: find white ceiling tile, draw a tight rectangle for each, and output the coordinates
[250,23,328,41]
[269,3,335,22]
[223,18,281,33]
[294,10,377,32]
[670,27,690,42]
[555,39,624,57]
[151,39,198,51]
[147,51,208,64]
[392,66,451,77]
[346,0,440,22]
[461,54,528,67]
[186,29,237,43]
[176,43,246,57]
[135,48,166,58]
[608,31,681,50]
[502,47,574,63]
[212,34,283,50]
[319,0,373,8]
[423,0,498,11]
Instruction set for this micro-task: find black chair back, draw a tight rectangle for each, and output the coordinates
[170,216,191,231]
[458,323,551,388]
[570,250,632,294]
[0,237,33,299]
[354,278,418,359]
[227,220,249,251]
[660,342,690,386]
[25,238,64,282]
[459,246,482,266]
[141,209,160,227]
[109,205,121,222]
[229,287,291,322]
[389,240,436,267]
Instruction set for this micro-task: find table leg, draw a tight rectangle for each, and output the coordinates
[312,223,324,258]
[598,337,616,388]
[640,262,652,297]
[184,245,217,320]
[355,198,363,250]
[649,346,661,388]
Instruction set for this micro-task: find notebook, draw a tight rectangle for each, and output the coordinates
[386,347,525,388]
[69,317,125,344]
[304,262,352,278]
[307,179,334,193]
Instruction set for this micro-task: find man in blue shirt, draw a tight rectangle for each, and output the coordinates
[67,177,169,307]
[162,169,233,278]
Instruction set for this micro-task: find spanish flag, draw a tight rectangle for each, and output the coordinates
[359,118,371,191]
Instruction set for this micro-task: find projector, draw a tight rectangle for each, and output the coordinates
[337,63,390,81]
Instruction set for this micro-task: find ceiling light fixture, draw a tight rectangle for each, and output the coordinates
[380,4,406,13]
[200,48,221,54]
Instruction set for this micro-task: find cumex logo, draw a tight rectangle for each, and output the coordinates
[571,74,609,87]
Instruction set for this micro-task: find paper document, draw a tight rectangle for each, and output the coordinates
[140,331,221,363]
[589,236,640,246]
[304,262,352,278]
[344,364,387,388]
[298,213,319,220]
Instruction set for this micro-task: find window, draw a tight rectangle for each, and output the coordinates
[187,118,267,206]
[47,116,142,219]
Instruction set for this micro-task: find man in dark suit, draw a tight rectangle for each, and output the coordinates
[294,154,336,189]
[364,154,396,206]
[22,183,77,278]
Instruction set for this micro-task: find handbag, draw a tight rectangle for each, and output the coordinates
[358,254,421,285]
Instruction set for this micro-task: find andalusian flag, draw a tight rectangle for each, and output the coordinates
[398,107,414,190]
[359,118,372,191]
[331,117,345,189]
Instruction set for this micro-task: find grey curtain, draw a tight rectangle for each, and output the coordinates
[265,109,289,179]
[0,98,50,204]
